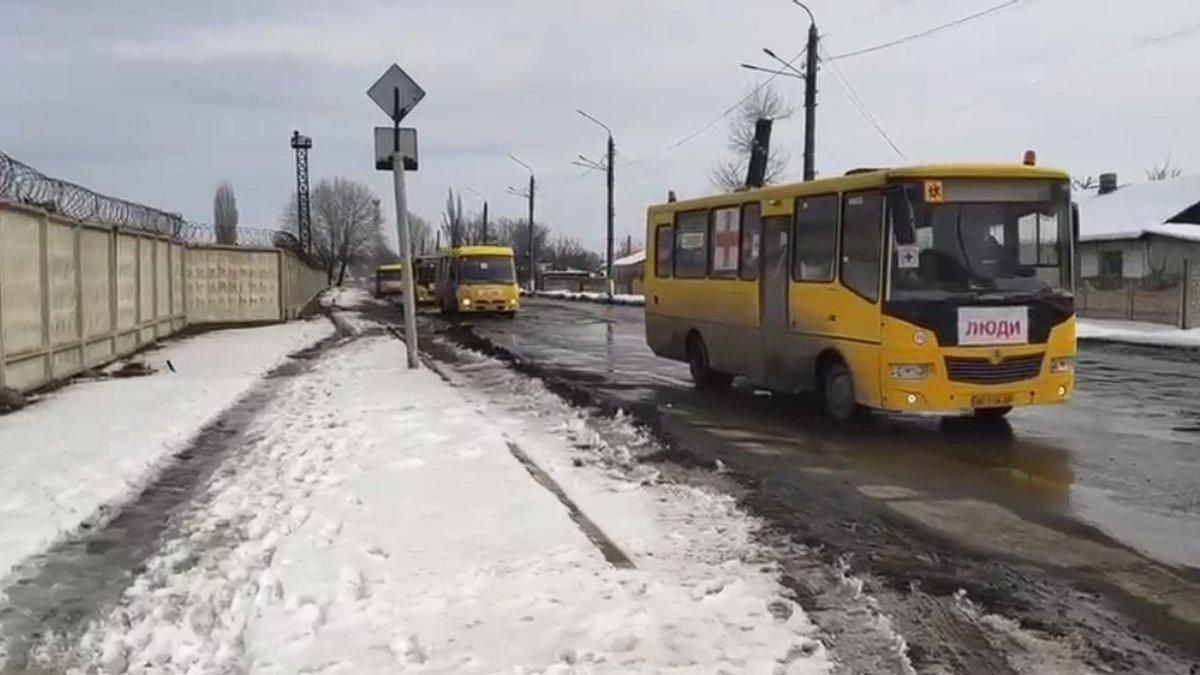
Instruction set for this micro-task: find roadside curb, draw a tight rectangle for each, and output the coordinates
[528,290,646,307]
[1077,335,1200,352]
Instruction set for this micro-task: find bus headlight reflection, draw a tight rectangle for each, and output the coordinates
[888,363,930,380]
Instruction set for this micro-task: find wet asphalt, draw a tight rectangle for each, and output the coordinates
[421,296,1200,673]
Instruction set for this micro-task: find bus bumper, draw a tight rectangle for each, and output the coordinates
[879,371,1074,414]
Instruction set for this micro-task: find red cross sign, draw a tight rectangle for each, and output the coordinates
[712,207,741,272]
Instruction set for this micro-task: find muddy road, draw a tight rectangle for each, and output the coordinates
[413,297,1200,674]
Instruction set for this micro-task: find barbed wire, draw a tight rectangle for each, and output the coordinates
[0,149,293,248]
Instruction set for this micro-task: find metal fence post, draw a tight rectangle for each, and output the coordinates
[0,208,7,388]
[38,214,50,381]
[74,221,85,366]
[109,227,118,359]
[1182,258,1191,329]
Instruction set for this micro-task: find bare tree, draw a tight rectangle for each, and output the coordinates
[213,181,238,245]
[1071,175,1098,191]
[409,212,434,254]
[370,211,433,264]
[545,235,602,271]
[492,216,551,280]
[710,83,794,192]
[279,178,383,285]
[1146,152,1184,181]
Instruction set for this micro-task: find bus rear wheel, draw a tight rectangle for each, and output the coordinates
[821,360,862,424]
[687,334,731,390]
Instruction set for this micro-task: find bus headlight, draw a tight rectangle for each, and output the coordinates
[913,330,929,346]
[888,363,930,380]
[1049,357,1073,374]
[461,298,472,307]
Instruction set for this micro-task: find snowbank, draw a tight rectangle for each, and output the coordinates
[64,326,831,673]
[1077,318,1200,349]
[0,319,334,580]
[536,289,647,307]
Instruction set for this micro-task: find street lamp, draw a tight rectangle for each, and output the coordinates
[466,187,488,244]
[508,155,536,289]
[576,109,615,296]
[739,61,805,80]
[791,0,819,181]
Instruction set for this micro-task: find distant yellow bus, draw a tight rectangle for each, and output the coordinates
[644,163,1077,422]
[436,245,520,316]
[374,263,405,297]
[414,255,438,305]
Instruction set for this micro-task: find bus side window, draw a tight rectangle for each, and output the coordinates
[792,194,838,282]
[655,224,673,278]
[673,210,708,279]
[841,191,884,302]
[739,203,761,281]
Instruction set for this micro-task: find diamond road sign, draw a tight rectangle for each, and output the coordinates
[367,64,425,122]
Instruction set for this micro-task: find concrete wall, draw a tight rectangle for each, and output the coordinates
[1,200,325,392]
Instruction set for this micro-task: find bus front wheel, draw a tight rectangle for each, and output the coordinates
[687,334,731,390]
[821,360,862,424]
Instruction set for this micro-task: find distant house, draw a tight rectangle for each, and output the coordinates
[1076,173,1200,280]
[612,249,645,295]
[1075,173,1200,327]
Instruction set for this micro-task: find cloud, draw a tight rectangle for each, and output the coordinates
[3,0,1200,252]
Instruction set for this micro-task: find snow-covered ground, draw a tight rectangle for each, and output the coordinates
[533,291,1200,351]
[0,319,333,582]
[1076,317,1200,349]
[535,289,646,306]
[43,293,832,673]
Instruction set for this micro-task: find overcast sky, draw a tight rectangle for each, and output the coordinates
[4,0,1199,252]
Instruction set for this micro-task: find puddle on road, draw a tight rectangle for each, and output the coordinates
[0,334,340,672]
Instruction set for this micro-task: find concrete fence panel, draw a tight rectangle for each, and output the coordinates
[1,201,325,393]
[184,246,281,325]
[0,207,46,390]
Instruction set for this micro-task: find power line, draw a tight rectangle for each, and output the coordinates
[819,45,906,159]
[826,0,1021,62]
[952,19,1200,115]
[622,47,808,167]
[825,0,916,37]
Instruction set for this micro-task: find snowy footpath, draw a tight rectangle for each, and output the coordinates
[0,320,333,582]
[1076,317,1200,349]
[6,290,832,673]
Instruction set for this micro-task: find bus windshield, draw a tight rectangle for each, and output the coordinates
[416,262,437,285]
[890,191,1072,301]
[458,255,515,284]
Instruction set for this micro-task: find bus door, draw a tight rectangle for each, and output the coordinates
[760,215,792,390]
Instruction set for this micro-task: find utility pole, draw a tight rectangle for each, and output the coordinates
[290,131,313,252]
[528,173,536,289]
[577,109,615,295]
[467,188,489,244]
[605,134,615,292]
[797,1,819,181]
[509,155,536,290]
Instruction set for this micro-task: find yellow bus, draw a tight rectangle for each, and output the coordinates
[644,163,1077,422]
[374,263,405,297]
[414,255,438,305]
[435,245,520,316]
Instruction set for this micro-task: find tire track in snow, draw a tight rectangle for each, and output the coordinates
[0,331,343,673]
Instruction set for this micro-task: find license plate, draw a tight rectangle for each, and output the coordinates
[971,393,1014,408]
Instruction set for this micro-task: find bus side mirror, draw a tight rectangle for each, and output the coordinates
[888,188,917,245]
